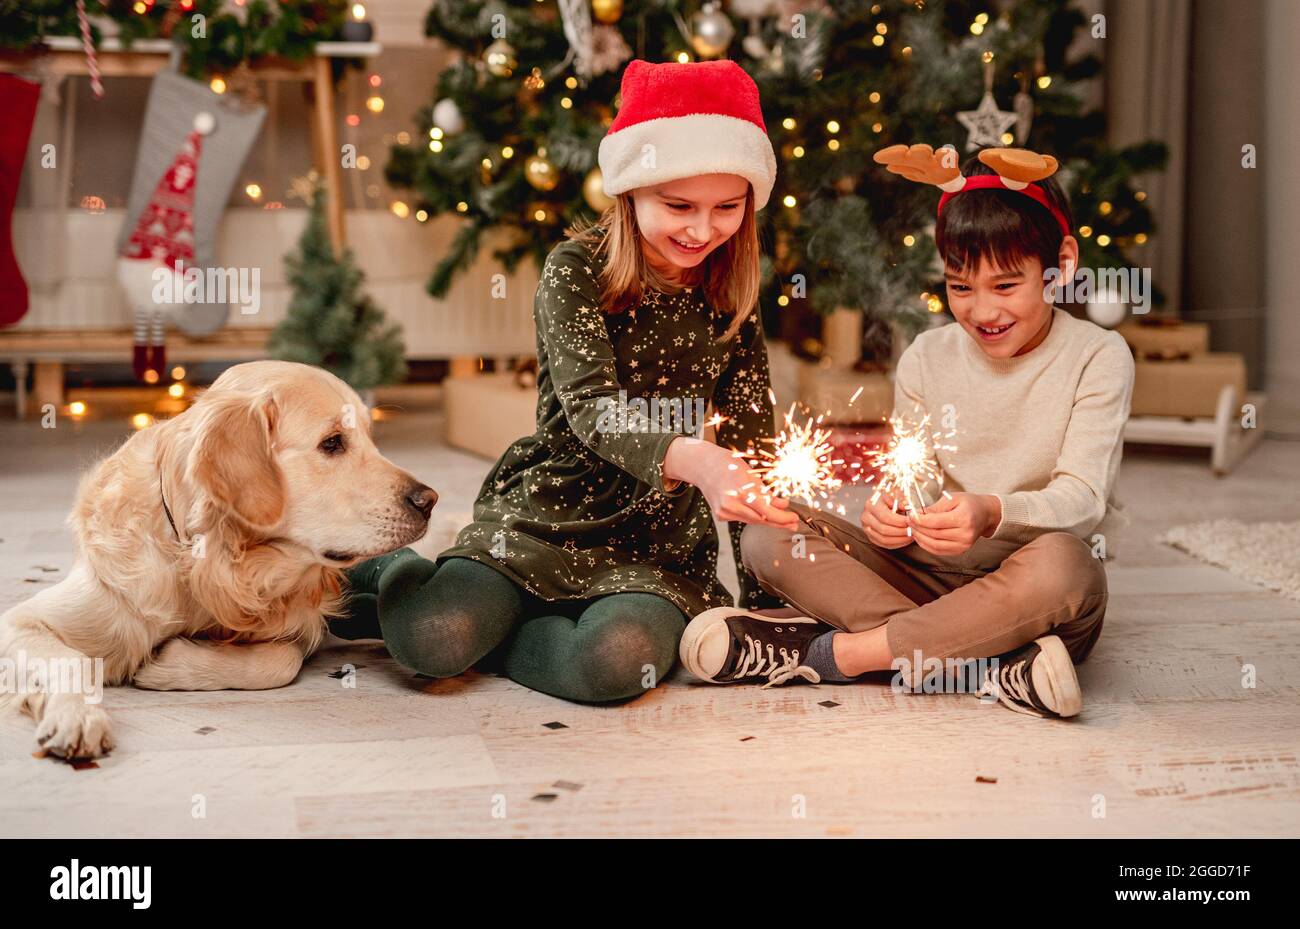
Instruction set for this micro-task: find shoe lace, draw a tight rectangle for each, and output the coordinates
[978,658,1045,718]
[730,634,821,688]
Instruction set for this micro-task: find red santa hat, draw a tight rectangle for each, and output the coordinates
[121,112,213,269]
[598,59,777,209]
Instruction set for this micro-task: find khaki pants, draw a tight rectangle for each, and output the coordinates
[739,503,1107,668]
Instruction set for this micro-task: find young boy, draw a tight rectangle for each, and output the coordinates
[679,146,1135,719]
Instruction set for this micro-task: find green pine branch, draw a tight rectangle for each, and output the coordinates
[269,182,408,390]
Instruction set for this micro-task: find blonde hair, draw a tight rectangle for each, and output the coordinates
[566,185,761,343]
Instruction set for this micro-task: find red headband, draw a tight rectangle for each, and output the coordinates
[937,175,1071,237]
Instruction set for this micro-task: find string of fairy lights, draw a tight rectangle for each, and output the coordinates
[381,1,1150,327]
[58,1,1149,456]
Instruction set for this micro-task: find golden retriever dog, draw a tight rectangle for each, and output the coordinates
[0,360,435,760]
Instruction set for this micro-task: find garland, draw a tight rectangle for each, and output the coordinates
[0,0,350,78]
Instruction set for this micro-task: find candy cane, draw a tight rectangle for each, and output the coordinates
[77,0,104,99]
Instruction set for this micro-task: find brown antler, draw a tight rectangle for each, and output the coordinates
[977,148,1059,188]
[873,144,965,191]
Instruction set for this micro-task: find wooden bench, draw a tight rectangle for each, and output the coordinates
[0,328,273,417]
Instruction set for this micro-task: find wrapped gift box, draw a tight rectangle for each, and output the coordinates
[1131,352,1247,419]
[1118,317,1210,360]
[796,363,892,425]
[443,372,538,460]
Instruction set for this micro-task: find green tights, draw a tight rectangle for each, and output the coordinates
[335,550,686,704]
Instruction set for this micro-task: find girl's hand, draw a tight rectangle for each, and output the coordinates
[662,437,799,530]
[861,490,912,549]
[908,493,1001,556]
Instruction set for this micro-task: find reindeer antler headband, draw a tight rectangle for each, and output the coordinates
[872,144,1070,237]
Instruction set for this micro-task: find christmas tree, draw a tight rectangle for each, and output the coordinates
[385,0,1167,362]
[269,177,408,391]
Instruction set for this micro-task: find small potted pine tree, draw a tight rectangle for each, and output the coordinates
[269,175,407,403]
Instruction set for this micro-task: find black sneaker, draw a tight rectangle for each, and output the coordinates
[975,635,1082,718]
[680,607,827,688]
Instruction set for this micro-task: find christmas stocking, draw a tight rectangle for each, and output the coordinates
[0,74,41,329]
[119,118,207,381]
[116,70,266,339]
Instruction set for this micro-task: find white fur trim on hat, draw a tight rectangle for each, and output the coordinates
[598,112,777,210]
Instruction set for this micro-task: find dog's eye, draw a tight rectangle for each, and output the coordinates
[319,434,346,455]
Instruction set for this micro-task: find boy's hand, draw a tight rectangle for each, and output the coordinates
[861,491,913,549]
[908,493,1001,556]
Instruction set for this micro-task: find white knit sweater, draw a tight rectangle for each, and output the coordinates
[893,308,1136,570]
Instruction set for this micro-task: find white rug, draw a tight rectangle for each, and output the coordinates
[1160,519,1300,601]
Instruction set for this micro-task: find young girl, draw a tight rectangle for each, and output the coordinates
[680,145,1135,720]
[334,59,797,704]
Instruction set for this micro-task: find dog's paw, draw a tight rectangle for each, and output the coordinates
[34,700,114,760]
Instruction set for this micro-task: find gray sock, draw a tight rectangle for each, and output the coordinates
[804,630,859,683]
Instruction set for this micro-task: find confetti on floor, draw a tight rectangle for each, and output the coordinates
[818,700,841,708]
[327,665,366,679]
[194,726,216,735]
[976,775,998,784]
[542,721,568,730]
[553,780,583,792]
[531,793,559,803]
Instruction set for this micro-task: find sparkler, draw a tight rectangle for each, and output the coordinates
[866,411,958,516]
[747,403,845,510]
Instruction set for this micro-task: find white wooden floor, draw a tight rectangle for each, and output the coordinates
[2,388,1299,837]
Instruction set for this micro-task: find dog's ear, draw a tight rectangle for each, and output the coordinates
[191,390,286,531]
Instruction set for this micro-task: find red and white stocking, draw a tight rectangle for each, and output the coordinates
[118,115,207,382]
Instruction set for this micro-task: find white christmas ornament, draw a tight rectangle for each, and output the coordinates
[957,91,1018,151]
[193,111,215,135]
[589,25,632,76]
[728,0,777,58]
[1086,290,1129,328]
[433,98,464,135]
[691,2,736,58]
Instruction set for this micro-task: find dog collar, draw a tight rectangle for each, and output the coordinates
[159,473,181,542]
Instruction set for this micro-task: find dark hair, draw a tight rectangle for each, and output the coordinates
[934,151,1074,276]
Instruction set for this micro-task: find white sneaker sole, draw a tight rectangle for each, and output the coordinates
[679,607,820,683]
[1029,634,1083,717]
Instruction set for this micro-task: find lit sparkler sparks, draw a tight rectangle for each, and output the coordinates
[866,411,958,515]
[748,403,844,508]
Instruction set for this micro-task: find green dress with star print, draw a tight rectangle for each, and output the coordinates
[434,228,777,619]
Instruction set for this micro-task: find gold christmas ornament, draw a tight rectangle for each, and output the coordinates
[690,1,735,59]
[524,148,560,191]
[583,167,616,212]
[522,67,546,92]
[484,38,517,77]
[591,0,623,24]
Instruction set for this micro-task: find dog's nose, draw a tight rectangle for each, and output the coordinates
[404,484,437,520]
